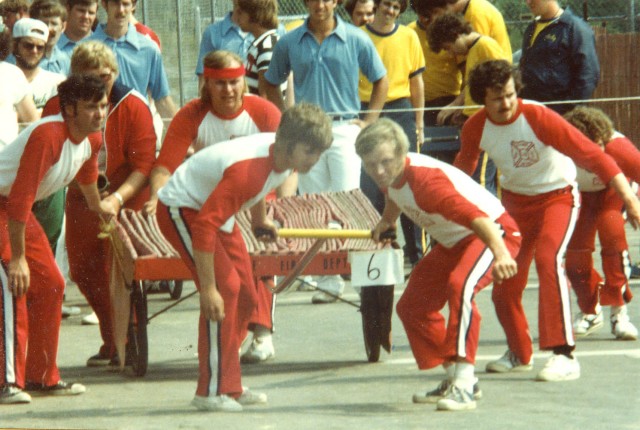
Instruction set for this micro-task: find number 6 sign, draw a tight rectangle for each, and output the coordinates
[348,248,405,287]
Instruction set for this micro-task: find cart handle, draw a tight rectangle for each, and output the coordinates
[254,227,396,240]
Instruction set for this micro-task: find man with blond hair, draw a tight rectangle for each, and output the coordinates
[43,40,157,368]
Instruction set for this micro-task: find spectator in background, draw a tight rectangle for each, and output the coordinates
[519,0,599,114]
[344,0,375,26]
[408,0,461,128]
[89,0,177,124]
[195,0,254,88]
[264,0,388,304]
[29,0,71,75]
[130,0,161,50]
[0,22,38,150]
[408,0,511,127]
[12,18,65,112]
[58,0,97,57]
[235,0,286,99]
[359,0,425,265]
[0,0,30,32]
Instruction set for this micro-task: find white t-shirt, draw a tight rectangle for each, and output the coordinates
[0,62,31,148]
[30,68,65,112]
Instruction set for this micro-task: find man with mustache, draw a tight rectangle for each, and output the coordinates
[29,0,71,75]
[455,60,640,382]
[57,0,97,57]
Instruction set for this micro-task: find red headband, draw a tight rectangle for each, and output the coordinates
[203,64,246,80]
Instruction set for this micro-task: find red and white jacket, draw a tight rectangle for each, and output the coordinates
[155,94,281,173]
[576,132,640,192]
[456,99,621,196]
[0,114,100,222]
[387,153,506,249]
[158,134,290,252]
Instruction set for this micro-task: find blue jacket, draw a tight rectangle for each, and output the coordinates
[519,8,600,114]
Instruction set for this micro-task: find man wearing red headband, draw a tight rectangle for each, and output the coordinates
[146,49,284,365]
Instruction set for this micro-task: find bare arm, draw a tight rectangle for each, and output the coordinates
[144,166,171,215]
[78,182,118,219]
[409,74,425,149]
[436,93,464,125]
[102,171,148,214]
[358,76,389,127]
[470,217,518,282]
[193,249,225,321]
[16,95,39,125]
[264,81,286,112]
[276,172,298,198]
[610,173,640,229]
[8,219,29,297]
[372,197,401,242]
[154,95,178,122]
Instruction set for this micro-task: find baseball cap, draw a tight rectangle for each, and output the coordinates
[12,18,49,42]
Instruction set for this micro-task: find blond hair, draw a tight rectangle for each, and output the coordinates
[70,40,119,76]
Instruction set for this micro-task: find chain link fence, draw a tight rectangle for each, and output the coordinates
[132,0,639,107]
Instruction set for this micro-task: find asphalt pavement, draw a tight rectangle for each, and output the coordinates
[3,230,640,430]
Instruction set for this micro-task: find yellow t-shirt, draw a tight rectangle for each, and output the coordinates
[464,0,512,59]
[408,20,462,102]
[530,19,556,45]
[358,24,426,102]
[462,36,511,117]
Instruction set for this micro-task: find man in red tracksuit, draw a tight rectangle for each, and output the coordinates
[42,40,156,366]
[146,50,284,364]
[355,118,520,411]
[563,106,638,340]
[156,103,332,412]
[0,75,115,404]
[455,60,640,382]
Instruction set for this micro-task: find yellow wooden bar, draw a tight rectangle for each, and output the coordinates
[277,228,372,239]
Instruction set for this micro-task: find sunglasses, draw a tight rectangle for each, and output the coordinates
[20,41,45,52]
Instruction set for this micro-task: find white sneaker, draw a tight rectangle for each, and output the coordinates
[536,354,580,381]
[611,307,638,340]
[0,385,31,404]
[191,395,243,412]
[485,350,533,373]
[436,384,477,411]
[81,312,99,325]
[241,335,275,364]
[412,379,482,404]
[573,311,603,337]
[61,305,81,318]
[236,387,267,405]
[311,291,341,304]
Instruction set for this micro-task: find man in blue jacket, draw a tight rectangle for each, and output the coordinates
[519,0,600,114]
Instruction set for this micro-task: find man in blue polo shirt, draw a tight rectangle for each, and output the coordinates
[89,0,177,121]
[264,0,388,303]
[57,0,97,58]
[29,0,71,75]
[195,3,253,87]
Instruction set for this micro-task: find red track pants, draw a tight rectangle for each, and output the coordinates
[0,199,64,388]
[495,187,579,364]
[157,202,257,398]
[397,213,521,369]
[65,187,114,357]
[566,188,633,314]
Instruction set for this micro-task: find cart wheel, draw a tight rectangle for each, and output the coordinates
[127,282,148,377]
[168,280,183,300]
[360,285,395,363]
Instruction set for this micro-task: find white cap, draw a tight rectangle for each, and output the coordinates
[12,18,49,43]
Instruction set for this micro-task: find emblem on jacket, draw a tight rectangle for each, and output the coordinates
[511,140,539,167]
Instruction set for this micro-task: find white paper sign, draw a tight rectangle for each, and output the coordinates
[348,248,405,287]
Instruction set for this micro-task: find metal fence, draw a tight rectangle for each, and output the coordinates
[132,0,639,107]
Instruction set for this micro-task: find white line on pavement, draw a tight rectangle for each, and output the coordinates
[383,349,640,365]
